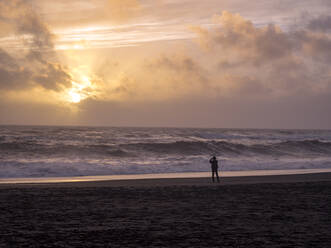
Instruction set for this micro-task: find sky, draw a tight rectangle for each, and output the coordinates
[1,0,331,129]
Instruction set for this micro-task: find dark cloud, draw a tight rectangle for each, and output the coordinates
[295,31,331,63]
[0,0,71,92]
[0,49,18,68]
[33,63,72,90]
[17,11,55,49]
[0,0,55,50]
[0,48,32,89]
[0,67,31,90]
[147,55,209,86]
[308,15,331,32]
[151,56,201,73]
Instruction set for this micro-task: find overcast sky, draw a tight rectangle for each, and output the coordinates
[1,0,331,129]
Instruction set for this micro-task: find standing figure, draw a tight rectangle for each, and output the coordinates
[209,156,220,183]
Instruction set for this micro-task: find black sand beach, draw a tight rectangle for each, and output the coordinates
[1,173,331,247]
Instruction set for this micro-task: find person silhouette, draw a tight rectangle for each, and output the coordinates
[209,156,220,183]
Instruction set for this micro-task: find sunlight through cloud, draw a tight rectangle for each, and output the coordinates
[64,70,99,104]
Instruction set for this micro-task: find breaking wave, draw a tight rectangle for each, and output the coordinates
[1,126,331,178]
[1,139,331,158]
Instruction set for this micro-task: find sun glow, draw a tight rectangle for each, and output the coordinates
[68,90,81,103]
[65,72,97,104]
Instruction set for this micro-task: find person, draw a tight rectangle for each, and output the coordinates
[209,156,220,183]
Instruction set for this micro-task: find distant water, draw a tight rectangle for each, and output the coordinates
[0,126,331,178]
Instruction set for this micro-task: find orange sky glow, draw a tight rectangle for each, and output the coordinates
[1,0,331,129]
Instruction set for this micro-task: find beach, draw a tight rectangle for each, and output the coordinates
[1,172,331,247]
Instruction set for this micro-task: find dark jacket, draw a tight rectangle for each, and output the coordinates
[209,158,218,171]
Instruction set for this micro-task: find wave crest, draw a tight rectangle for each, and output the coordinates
[1,139,331,157]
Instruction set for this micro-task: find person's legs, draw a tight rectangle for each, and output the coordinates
[215,170,220,182]
[212,171,215,182]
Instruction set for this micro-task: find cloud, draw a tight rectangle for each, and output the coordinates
[98,54,210,102]
[91,11,331,105]
[64,10,331,108]
[0,0,54,48]
[190,11,331,97]
[193,11,294,65]
[0,0,146,94]
[308,15,331,32]
[0,0,72,92]
[296,31,331,63]
[17,11,55,50]
[32,63,72,90]
[0,49,32,90]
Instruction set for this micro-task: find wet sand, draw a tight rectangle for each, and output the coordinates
[1,173,331,247]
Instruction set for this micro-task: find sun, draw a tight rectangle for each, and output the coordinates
[68,89,82,103]
[61,68,100,105]
[66,75,95,103]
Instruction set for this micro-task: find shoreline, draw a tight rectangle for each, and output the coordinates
[1,169,331,188]
[2,168,331,184]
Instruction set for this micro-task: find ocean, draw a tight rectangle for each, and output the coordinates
[1,125,331,178]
